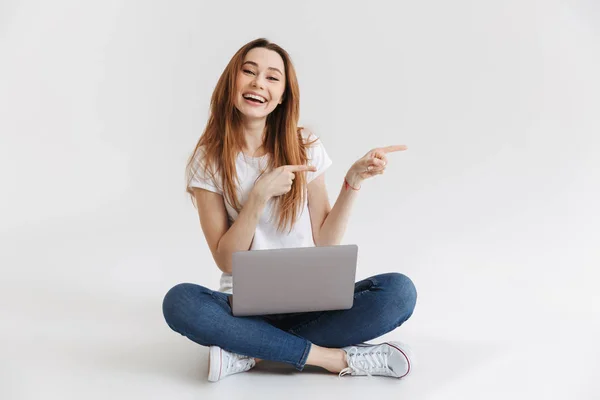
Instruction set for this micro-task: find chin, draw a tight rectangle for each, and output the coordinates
[237,105,273,119]
[242,108,264,117]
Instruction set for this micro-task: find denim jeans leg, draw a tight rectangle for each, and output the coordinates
[284,272,417,348]
[162,283,312,370]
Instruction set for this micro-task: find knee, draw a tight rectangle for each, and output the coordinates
[162,283,223,345]
[162,283,203,332]
[379,272,417,318]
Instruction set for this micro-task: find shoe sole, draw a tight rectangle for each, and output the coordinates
[208,346,222,382]
[355,341,413,378]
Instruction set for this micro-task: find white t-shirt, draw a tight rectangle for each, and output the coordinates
[189,129,333,294]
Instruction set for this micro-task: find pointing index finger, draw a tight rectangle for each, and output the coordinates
[286,165,317,172]
[381,145,408,154]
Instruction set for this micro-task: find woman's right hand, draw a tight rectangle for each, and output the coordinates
[253,164,317,201]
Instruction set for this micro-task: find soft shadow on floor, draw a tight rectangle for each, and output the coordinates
[7,284,509,391]
[81,330,508,392]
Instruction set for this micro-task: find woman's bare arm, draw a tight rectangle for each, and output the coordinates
[193,188,268,274]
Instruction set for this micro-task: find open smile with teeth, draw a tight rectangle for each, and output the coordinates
[243,93,267,104]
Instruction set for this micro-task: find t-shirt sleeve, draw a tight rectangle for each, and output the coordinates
[188,147,223,194]
[303,129,333,183]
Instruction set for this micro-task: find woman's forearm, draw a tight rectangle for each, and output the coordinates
[316,178,360,246]
[216,191,268,274]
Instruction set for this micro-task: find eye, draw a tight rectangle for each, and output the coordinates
[268,77,279,81]
[243,69,255,75]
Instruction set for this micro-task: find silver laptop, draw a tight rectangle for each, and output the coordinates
[230,244,358,317]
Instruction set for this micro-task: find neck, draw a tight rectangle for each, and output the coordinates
[241,117,267,156]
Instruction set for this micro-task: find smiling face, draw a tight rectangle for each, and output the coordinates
[234,47,286,121]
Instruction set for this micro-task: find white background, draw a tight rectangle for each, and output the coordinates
[1,0,599,398]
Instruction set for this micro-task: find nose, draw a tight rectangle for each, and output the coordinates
[251,74,265,89]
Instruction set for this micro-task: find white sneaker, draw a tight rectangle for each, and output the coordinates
[339,341,413,378]
[208,346,256,382]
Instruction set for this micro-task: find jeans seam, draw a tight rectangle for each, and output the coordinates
[288,312,327,336]
[296,341,312,371]
[288,281,375,335]
[290,276,415,347]
[207,290,311,370]
[361,304,414,344]
[210,291,231,308]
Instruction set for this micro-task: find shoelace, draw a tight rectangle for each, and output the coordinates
[226,354,254,373]
[339,346,390,377]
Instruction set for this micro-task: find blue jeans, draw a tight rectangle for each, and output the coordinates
[162,272,417,371]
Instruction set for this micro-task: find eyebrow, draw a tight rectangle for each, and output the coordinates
[242,61,283,75]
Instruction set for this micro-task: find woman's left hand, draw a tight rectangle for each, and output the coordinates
[345,145,408,189]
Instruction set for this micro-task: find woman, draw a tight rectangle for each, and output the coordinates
[162,38,417,382]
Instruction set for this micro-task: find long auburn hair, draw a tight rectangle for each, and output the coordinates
[185,38,318,234]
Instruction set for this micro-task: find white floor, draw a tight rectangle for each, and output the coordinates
[3,306,599,399]
[2,209,599,400]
